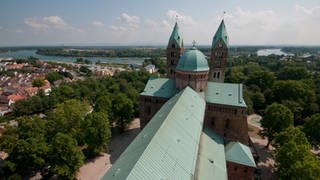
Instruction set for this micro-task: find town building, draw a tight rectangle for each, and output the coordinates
[104,20,256,179]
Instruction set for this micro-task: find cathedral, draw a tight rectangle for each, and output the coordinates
[103,20,256,180]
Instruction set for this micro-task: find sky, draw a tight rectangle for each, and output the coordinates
[0,0,319,46]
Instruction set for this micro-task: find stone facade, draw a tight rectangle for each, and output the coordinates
[209,38,228,82]
[175,70,208,92]
[227,161,255,180]
[204,103,248,145]
[139,95,167,128]
[166,40,184,79]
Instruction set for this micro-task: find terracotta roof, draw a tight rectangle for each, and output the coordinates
[8,94,26,101]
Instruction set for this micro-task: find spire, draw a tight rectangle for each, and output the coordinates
[212,19,229,48]
[169,22,183,48]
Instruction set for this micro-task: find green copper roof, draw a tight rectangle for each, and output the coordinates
[168,22,183,48]
[196,128,228,180]
[225,142,256,168]
[140,78,178,99]
[176,47,210,72]
[205,82,247,108]
[103,87,206,180]
[212,20,229,48]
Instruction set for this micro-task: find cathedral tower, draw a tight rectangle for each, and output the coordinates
[175,45,209,92]
[209,20,229,82]
[166,22,184,78]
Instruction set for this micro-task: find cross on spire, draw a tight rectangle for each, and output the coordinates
[175,15,179,22]
[192,40,196,47]
[222,11,226,20]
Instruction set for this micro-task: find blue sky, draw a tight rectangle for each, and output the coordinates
[0,0,319,46]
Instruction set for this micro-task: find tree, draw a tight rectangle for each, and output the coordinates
[82,112,111,157]
[46,72,63,84]
[261,103,294,147]
[94,95,112,114]
[112,93,134,132]
[0,116,48,175]
[246,70,276,91]
[274,126,309,148]
[272,80,315,107]
[278,66,311,80]
[304,114,320,145]
[274,127,320,180]
[48,133,84,180]
[46,99,90,143]
[32,78,45,87]
[79,66,92,76]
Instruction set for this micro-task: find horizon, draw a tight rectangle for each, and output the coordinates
[1,0,320,46]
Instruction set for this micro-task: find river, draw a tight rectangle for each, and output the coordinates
[0,50,145,65]
[257,49,294,56]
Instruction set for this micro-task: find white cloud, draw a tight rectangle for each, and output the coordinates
[110,25,126,31]
[24,18,50,32]
[118,13,140,29]
[92,21,105,27]
[24,16,82,33]
[15,29,24,33]
[166,10,196,26]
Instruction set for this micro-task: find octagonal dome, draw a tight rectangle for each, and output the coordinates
[176,47,209,72]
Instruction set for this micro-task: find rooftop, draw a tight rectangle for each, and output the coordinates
[103,87,206,179]
[195,128,228,180]
[205,82,247,108]
[168,22,183,48]
[225,142,256,168]
[140,78,178,99]
[176,47,209,72]
[212,20,229,48]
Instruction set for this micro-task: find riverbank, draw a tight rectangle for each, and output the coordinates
[0,50,146,65]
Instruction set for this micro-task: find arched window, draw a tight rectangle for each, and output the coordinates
[146,106,151,115]
[217,72,220,78]
[225,118,230,129]
[211,117,215,127]
[172,44,175,48]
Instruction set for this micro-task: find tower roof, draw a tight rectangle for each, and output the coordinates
[212,20,229,48]
[225,142,256,168]
[168,22,183,48]
[176,47,209,72]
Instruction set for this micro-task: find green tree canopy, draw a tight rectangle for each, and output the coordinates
[48,133,84,180]
[278,66,311,80]
[32,78,45,87]
[274,127,320,180]
[304,113,320,144]
[261,103,294,147]
[46,72,64,84]
[0,116,48,174]
[82,112,111,157]
[46,99,90,143]
[112,93,134,132]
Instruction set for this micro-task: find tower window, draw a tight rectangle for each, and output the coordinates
[172,44,175,48]
[211,117,215,127]
[171,52,175,57]
[213,72,216,78]
[146,106,151,115]
[171,60,174,65]
[217,72,220,78]
[225,118,230,129]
